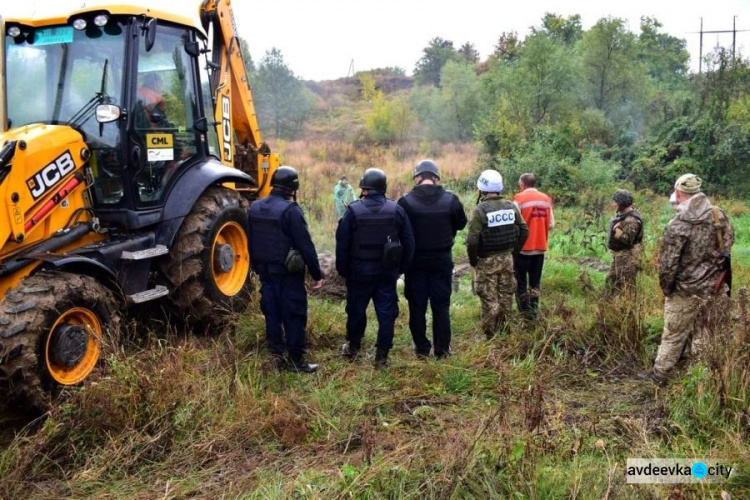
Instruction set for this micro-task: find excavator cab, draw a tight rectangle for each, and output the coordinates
[6,11,228,224]
[0,2,278,413]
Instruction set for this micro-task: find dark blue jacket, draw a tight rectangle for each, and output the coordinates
[335,192,415,280]
[248,189,322,281]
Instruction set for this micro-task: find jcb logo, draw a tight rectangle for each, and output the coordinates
[222,95,232,162]
[27,151,75,200]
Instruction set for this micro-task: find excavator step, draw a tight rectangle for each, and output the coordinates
[120,245,169,260]
[127,285,169,304]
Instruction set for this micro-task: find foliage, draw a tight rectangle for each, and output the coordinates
[355,67,406,77]
[410,61,481,142]
[533,13,583,45]
[364,91,413,144]
[413,37,461,87]
[238,36,257,75]
[2,187,749,498]
[458,42,480,64]
[253,48,315,138]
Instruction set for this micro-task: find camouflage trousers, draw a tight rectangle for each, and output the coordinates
[605,245,641,294]
[474,253,516,337]
[653,293,731,379]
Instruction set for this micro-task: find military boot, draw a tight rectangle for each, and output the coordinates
[374,347,389,370]
[341,341,360,362]
[637,370,666,387]
[271,353,287,371]
[287,356,318,374]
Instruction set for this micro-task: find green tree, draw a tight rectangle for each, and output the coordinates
[535,13,583,45]
[481,32,574,132]
[458,42,480,64]
[578,18,644,114]
[359,73,378,101]
[488,31,521,64]
[365,91,413,144]
[253,48,314,138]
[636,17,689,85]
[440,60,482,140]
[414,37,459,86]
[238,37,256,75]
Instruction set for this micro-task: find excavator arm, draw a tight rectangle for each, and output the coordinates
[200,0,277,198]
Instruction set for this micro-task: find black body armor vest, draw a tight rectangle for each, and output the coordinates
[350,200,398,260]
[401,190,454,253]
[248,195,294,265]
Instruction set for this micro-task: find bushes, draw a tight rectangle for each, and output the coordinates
[364,92,413,145]
[488,133,619,205]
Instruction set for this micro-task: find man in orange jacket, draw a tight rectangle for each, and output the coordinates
[513,173,554,320]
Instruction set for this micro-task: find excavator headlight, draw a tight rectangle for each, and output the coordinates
[94,15,109,27]
[7,26,21,38]
[72,18,87,30]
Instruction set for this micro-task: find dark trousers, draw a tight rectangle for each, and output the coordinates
[514,253,545,316]
[346,276,399,350]
[259,273,308,359]
[405,265,452,356]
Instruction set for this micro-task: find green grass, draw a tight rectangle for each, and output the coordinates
[1,193,749,499]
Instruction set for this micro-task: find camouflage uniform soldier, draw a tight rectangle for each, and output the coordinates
[467,170,529,338]
[605,190,643,293]
[640,174,734,385]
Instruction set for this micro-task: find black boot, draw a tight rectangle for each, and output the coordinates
[287,356,318,373]
[342,341,360,362]
[374,347,389,370]
[272,354,287,371]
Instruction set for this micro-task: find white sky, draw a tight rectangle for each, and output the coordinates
[4,0,750,80]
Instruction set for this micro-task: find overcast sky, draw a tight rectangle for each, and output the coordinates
[4,0,750,80]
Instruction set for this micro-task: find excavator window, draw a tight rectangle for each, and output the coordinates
[132,24,199,206]
[5,20,127,206]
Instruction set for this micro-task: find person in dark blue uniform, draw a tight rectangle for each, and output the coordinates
[248,166,324,373]
[336,168,415,369]
[398,160,467,359]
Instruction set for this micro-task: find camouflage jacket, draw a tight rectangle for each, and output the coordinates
[608,208,643,252]
[658,193,734,296]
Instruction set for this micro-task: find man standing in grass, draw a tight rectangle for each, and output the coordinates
[606,189,644,294]
[398,160,467,359]
[336,168,415,369]
[640,174,734,385]
[513,173,554,320]
[334,176,356,218]
[467,170,528,339]
[248,166,324,373]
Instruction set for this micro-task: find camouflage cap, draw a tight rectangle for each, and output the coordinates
[612,189,634,207]
[674,173,702,194]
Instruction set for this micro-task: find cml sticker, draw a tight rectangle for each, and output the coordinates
[486,209,515,227]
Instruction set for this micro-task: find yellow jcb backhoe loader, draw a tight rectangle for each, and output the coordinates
[0,0,278,412]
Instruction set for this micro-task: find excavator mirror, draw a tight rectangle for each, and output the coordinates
[193,117,209,133]
[96,104,121,123]
[144,18,157,52]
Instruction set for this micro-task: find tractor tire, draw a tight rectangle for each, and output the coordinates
[0,271,120,413]
[161,187,252,331]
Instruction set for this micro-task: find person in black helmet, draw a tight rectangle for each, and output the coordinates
[336,168,415,369]
[248,166,324,373]
[398,159,467,358]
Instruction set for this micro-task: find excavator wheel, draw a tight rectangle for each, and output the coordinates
[0,272,120,413]
[161,187,252,331]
